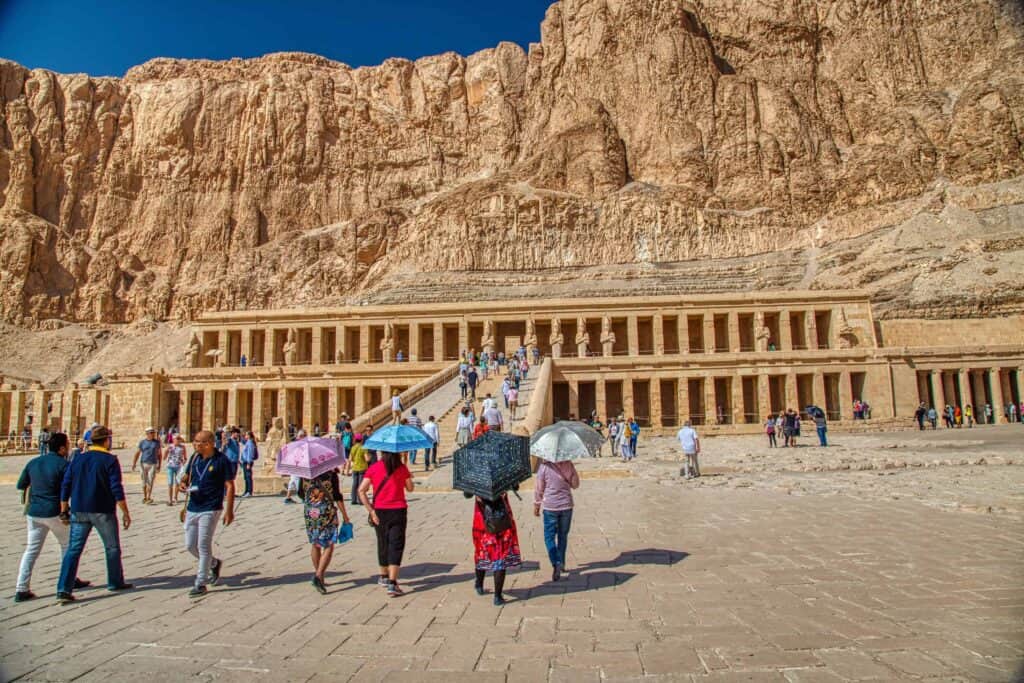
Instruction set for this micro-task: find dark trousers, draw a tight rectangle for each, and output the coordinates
[243,464,254,495]
[350,470,365,504]
[425,445,438,469]
[542,509,573,568]
[374,508,408,566]
[58,512,125,592]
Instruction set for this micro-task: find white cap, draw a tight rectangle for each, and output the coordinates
[145,427,156,432]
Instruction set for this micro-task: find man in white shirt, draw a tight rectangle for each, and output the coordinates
[482,393,496,411]
[422,416,440,472]
[501,378,511,408]
[390,391,403,424]
[676,420,701,479]
[482,405,504,432]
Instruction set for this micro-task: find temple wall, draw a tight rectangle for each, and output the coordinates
[880,316,1024,347]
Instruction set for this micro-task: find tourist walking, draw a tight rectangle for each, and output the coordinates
[471,492,521,605]
[765,415,776,447]
[677,420,701,479]
[534,459,579,582]
[619,420,634,460]
[456,407,474,447]
[303,468,350,594]
[391,390,403,424]
[813,410,828,447]
[224,427,242,478]
[965,404,974,428]
[483,402,504,432]
[473,415,490,440]
[56,426,133,604]
[240,431,258,497]
[914,403,927,430]
[131,427,162,505]
[459,373,468,400]
[38,426,50,457]
[783,409,797,447]
[164,434,187,505]
[984,403,993,424]
[467,366,479,400]
[423,415,439,471]
[178,430,235,597]
[605,418,618,458]
[344,434,369,504]
[628,417,640,456]
[507,385,519,420]
[359,451,414,597]
[15,433,90,602]
[927,406,938,429]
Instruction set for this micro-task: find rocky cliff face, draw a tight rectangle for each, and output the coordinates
[2,0,1023,326]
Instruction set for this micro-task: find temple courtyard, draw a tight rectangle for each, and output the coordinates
[1,426,1022,682]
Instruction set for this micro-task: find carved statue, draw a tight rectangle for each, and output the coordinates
[524,316,539,358]
[481,320,495,353]
[184,333,200,367]
[549,318,564,358]
[575,316,590,357]
[283,329,297,366]
[380,321,395,362]
[335,348,344,364]
[754,312,771,352]
[836,308,860,349]
[263,416,286,474]
[599,315,616,357]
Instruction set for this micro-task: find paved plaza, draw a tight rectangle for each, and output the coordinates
[2,431,1023,682]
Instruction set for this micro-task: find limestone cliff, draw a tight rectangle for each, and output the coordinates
[1,0,1023,327]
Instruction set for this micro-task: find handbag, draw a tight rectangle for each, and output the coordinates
[336,521,354,544]
[482,496,512,535]
[367,471,394,527]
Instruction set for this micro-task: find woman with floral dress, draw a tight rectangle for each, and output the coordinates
[303,469,350,594]
[164,435,187,505]
[470,491,521,606]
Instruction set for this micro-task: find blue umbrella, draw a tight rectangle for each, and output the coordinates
[363,424,435,453]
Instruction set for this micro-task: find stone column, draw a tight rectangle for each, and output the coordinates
[179,392,192,440]
[623,378,634,420]
[433,324,444,362]
[779,310,793,351]
[202,389,215,431]
[335,324,347,363]
[359,324,371,364]
[678,377,690,424]
[958,368,970,407]
[971,370,987,417]
[806,313,819,350]
[62,385,80,437]
[568,379,580,419]
[785,371,799,411]
[732,374,745,424]
[838,371,853,420]
[595,379,607,422]
[703,313,715,353]
[989,368,1006,422]
[677,316,689,355]
[328,387,338,427]
[627,316,639,356]
[650,377,662,431]
[227,389,239,426]
[8,390,24,435]
[813,372,827,412]
[757,373,771,420]
[252,389,265,437]
[303,385,314,429]
[354,386,365,417]
[311,327,323,365]
[218,330,229,367]
[264,328,275,366]
[653,314,665,356]
[458,320,469,357]
[409,322,420,362]
[727,311,741,353]
[704,376,717,425]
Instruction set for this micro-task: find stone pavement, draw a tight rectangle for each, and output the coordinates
[2,459,1023,681]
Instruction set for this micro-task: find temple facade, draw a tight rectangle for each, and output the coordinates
[2,291,1022,444]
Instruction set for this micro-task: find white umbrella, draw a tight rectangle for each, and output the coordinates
[529,421,603,462]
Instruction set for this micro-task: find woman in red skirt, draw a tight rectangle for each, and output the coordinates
[470,492,521,606]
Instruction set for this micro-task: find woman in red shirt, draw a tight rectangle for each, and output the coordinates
[358,451,414,597]
[472,415,490,440]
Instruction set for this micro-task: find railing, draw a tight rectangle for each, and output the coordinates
[511,357,553,438]
[351,362,461,432]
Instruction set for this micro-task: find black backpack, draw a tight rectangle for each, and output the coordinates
[482,497,511,535]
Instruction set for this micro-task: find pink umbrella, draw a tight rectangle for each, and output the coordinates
[275,437,345,479]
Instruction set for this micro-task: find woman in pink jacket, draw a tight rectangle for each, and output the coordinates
[533,460,580,582]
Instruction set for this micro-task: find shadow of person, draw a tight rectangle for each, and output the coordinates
[576,548,688,572]
[401,561,540,594]
[504,570,638,601]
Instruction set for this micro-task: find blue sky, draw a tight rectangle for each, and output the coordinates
[0,0,555,77]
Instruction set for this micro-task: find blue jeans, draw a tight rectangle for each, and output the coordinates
[58,512,125,592]
[630,436,638,454]
[542,509,573,568]
[242,463,254,494]
[817,425,828,447]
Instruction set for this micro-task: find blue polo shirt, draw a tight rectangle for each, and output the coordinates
[224,438,240,463]
[17,453,68,518]
[138,438,161,464]
[186,451,231,513]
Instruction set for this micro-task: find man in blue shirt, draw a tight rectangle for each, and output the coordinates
[240,431,258,498]
[56,426,133,603]
[178,430,235,597]
[224,427,241,480]
[15,433,91,602]
[628,417,641,456]
[131,427,162,504]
